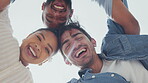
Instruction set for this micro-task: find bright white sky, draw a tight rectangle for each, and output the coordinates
[9,0,148,83]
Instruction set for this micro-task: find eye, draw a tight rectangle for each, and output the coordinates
[66,43,70,50]
[47,14,53,19]
[62,43,69,52]
[76,37,83,41]
[45,47,50,55]
[36,35,41,41]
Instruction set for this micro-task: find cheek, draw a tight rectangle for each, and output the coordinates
[41,50,49,59]
[62,47,70,56]
[21,39,29,46]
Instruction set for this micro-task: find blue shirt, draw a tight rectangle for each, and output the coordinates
[100,19,148,70]
[68,0,148,83]
[99,0,148,70]
[68,69,129,83]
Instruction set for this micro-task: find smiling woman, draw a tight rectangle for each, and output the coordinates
[20,28,58,66]
[0,0,58,82]
[8,0,148,83]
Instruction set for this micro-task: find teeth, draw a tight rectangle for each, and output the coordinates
[76,49,86,57]
[29,47,36,57]
[54,5,64,9]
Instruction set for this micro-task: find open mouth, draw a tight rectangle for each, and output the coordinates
[27,46,37,58]
[54,4,64,10]
[52,3,66,12]
[75,48,87,58]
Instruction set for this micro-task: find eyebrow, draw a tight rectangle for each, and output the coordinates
[40,33,53,52]
[62,32,82,46]
[47,43,53,53]
[46,16,53,23]
[71,33,82,38]
[40,33,45,40]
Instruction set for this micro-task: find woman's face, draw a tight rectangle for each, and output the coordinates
[20,30,58,65]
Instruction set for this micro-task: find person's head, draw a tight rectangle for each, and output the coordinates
[42,0,73,28]
[59,22,97,68]
[20,28,58,66]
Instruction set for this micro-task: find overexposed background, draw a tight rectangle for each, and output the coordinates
[9,0,148,83]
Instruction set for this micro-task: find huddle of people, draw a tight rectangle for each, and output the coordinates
[0,0,147,83]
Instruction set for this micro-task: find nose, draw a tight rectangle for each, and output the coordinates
[53,11,60,16]
[34,44,41,52]
[70,40,80,50]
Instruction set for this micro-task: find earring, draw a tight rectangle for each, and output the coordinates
[38,58,52,66]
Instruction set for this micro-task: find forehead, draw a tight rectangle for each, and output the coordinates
[35,30,57,39]
[36,30,58,48]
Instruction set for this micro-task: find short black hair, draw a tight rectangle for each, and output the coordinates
[30,28,59,55]
[45,0,72,9]
[58,22,92,59]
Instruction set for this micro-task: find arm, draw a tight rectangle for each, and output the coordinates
[95,0,140,34]
[112,0,140,35]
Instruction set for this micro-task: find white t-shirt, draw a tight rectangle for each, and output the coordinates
[101,60,148,83]
[0,8,33,83]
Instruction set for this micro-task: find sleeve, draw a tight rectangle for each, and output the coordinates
[106,19,125,34]
[67,78,79,83]
[95,0,129,17]
[10,0,15,3]
[105,0,129,34]
[94,0,112,17]
[0,8,13,32]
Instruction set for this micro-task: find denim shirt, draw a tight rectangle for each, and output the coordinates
[98,0,148,70]
[100,19,148,70]
[68,0,148,83]
[68,20,148,83]
[68,69,129,83]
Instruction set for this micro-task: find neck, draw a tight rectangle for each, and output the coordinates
[82,54,103,73]
[19,57,28,67]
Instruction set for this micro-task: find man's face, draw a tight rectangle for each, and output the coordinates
[20,30,58,65]
[60,29,96,67]
[42,0,73,28]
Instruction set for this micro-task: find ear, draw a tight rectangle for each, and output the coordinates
[90,38,96,47]
[69,9,74,17]
[64,59,72,66]
[42,2,46,10]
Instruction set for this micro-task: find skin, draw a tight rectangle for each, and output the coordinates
[0,0,58,66]
[112,0,140,34]
[0,0,10,11]
[20,30,58,66]
[60,0,141,73]
[42,0,73,28]
[41,0,140,33]
[61,29,103,73]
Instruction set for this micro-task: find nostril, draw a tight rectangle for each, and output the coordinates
[37,49,40,51]
[35,44,37,47]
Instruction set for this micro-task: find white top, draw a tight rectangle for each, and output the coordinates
[101,60,148,83]
[0,8,33,83]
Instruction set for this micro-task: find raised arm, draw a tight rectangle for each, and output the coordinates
[95,0,140,34]
[112,0,140,35]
